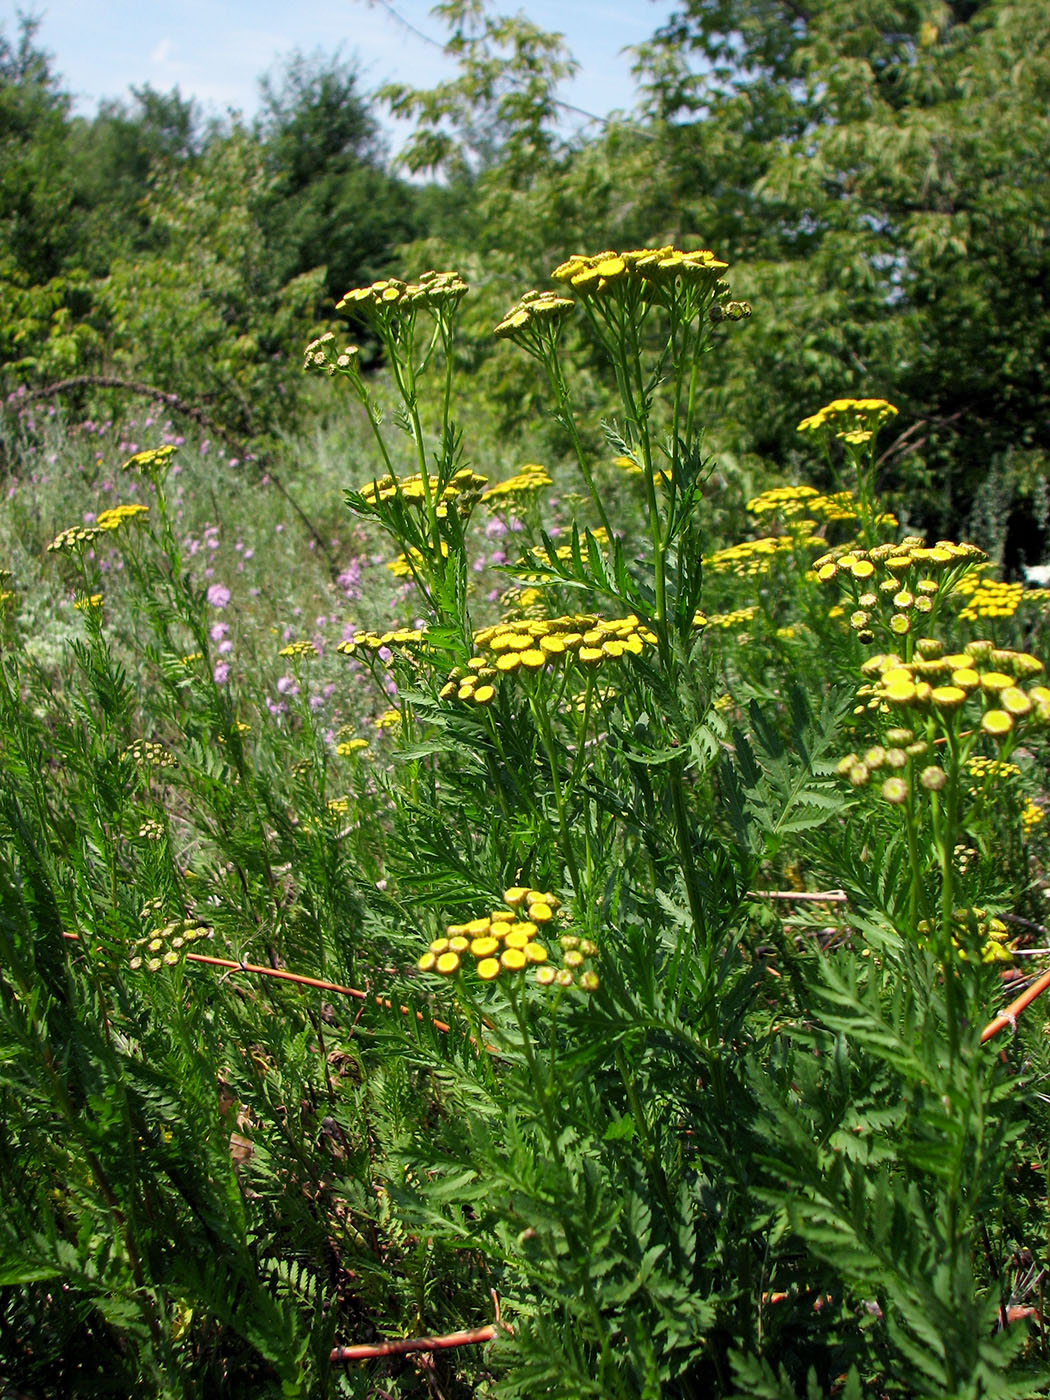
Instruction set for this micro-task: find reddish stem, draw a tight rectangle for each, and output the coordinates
[330,1323,498,1362]
[981,967,1050,1044]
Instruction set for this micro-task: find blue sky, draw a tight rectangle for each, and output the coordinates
[6,1,681,148]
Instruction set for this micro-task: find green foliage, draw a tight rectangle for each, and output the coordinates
[4,2,1050,1385]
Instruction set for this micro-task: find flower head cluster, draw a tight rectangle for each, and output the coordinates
[855,641,1047,740]
[955,574,1030,622]
[374,709,401,731]
[612,453,677,491]
[48,524,100,554]
[1022,799,1045,834]
[417,887,598,989]
[124,739,176,769]
[797,398,899,446]
[386,541,450,578]
[442,613,658,706]
[482,464,552,503]
[338,627,428,659]
[74,593,103,611]
[338,270,468,318]
[551,246,728,301]
[916,908,1012,964]
[97,503,149,532]
[496,585,549,620]
[303,333,361,376]
[527,527,610,576]
[129,919,211,972]
[336,736,369,756]
[703,530,824,578]
[121,445,178,479]
[694,605,758,632]
[494,289,575,341]
[966,755,1020,791]
[278,640,318,659]
[814,538,987,643]
[837,735,925,797]
[358,468,488,518]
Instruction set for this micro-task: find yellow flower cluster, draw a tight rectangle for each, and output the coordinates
[482,464,552,502]
[278,640,318,658]
[955,575,1028,621]
[494,289,575,340]
[417,887,599,989]
[797,398,899,445]
[338,627,428,658]
[566,684,618,714]
[375,709,401,730]
[917,909,1012,964]
[815,538,986,641]
[121,445,178,476]
[358,468,488,517]
[129,919,210,972]
[612,454,676,489]
[747,484,853,522]
[856,641,1048,739]
[550,246,728,299]
[336,737,369,756]
[386,541,451,578]
[703,531,823,578]
[98,504,149,531]
[528,527,610,574]
[1022,799,1045,834]
[124,739,176,769]
[967,755,1021,787]
[441,614,658,706]
[48,504,149,553]
[497,584,548,620]
[695,605,758,631]
[303,333,360,376]
[327,797,349,817]
[74,593,103,611]
[337,269,468,316]
[136,818,164,841]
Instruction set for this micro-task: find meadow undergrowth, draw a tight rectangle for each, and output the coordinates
[3,246,1050,1398]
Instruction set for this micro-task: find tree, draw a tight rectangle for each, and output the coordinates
[0,13,78,285]
[379,0,577,186]
[255,51,418,305]
[630,0,1050,547]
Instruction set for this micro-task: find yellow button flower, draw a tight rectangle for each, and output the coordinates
[981,710,1013,736]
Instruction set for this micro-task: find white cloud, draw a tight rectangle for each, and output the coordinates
[149,37,176,67]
